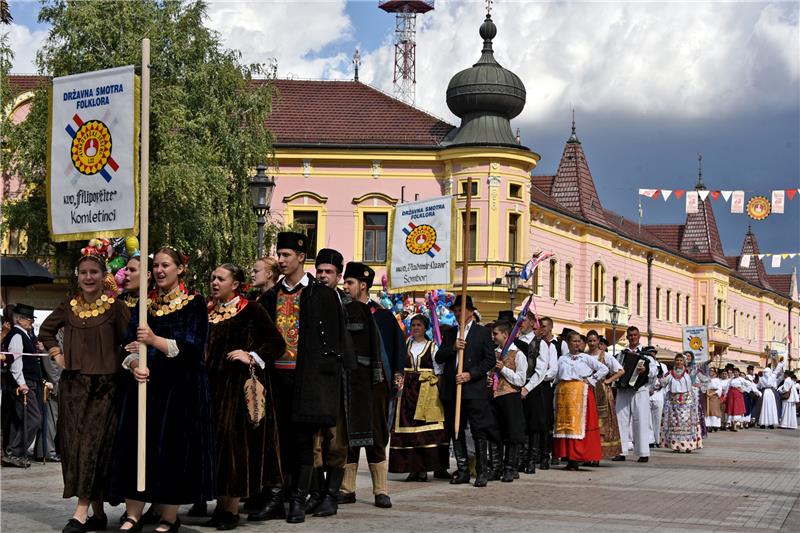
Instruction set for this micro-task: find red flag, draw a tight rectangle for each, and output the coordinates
[787,189,797,200]
[674,190,685,199]
[652,189,661,200]
[710,191,720,201]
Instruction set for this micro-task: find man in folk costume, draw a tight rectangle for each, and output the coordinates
[613,326,657,463]
[435,295,500,487]
[301,248,358,518]
[255,233,348,524]
[338,262,398,508]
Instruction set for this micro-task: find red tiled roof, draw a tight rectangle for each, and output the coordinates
[8,75,48,96]
[602,211,675,250]
[531,175,555,195]
[725,256,739,270]
[644,224,684,253]
[678,194,727,265]
[260,79,454,147]
[766,274,793,298]
[550,136,608,227]
[737,229,773,290]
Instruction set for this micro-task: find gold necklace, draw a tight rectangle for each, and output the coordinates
[70,294,115,319]
[122,294,139,308]
[208,296,244,324]
[148,284,195,317]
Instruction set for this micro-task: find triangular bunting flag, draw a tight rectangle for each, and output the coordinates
[721,190,733,202]
[639,189,658,198]
[674,190,685,199]
[772,190,785,214]
[740,255,751,268]
[771,255,781,268]
[790,253,797,259]
[758,254,765,259]
[782,253,789,259]
[652,189,661,200]
[662,189,672,201]
[710,191,721,201]
[787,189,797,200]
[698,190,710,201]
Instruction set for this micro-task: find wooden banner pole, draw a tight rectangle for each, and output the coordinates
[136,38,151,492]
[454,176,473,438]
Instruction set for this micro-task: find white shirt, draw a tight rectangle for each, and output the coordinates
[518,330,535,344]
[725,377,747,394]
[281,272,311,292]
[409,340,442,375]
[660,368,693,393]
[742,379,762,397]
[523,339,558,392]
[453,320,474,368]
[759,362,785,389]
[780,378,799,403]
[588,351,622,375]
[496,347,528,387]
[703,377,724,396]
[554,353,608,387]
[8,325,31,387]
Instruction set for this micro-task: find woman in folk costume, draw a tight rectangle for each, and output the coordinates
[552,331,608,471]
[724,368,748,431]
[757,357,785,429]
[778,372,798,430]
[585,333,623,463]
[660,353,703,453]
[38,252,131,533]
[203,263,285,530]
[702,368,724,432]
[112,247,214,533]
[684,351,708,438]
[121,255,152,309]
[389,314,450,481]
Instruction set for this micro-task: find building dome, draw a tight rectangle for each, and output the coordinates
[444,13,526,147]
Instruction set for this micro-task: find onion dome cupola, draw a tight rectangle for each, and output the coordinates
[445,11,526,148]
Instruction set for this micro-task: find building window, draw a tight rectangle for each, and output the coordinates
[460,180,479,197]
[509,183,522,199]
[716,299,723,328]
[549,259,558,298]
[565,264,573,302]
[508,213,520,262]
[612,277,618,306]
[685,295,691,325]
[624,280,631,308]
[666,290,672,321]
[591,262,605,302]
[701,303,706,326]
[636,283,642,316]
[733,309,738,336]
[292,210,318,259]
[675,293,681,324]
[655,288,661,319]
[765,314,772,341]
[532,265,540,295]
[460,211,477,262]
[363,212,388,263]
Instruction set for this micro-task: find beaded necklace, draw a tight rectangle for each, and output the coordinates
[148,283,195,317]
[70,293,116,319]
[208,295,248,324]
[121,293,139,308]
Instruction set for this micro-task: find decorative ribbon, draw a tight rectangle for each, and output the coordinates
[425,291,443,347]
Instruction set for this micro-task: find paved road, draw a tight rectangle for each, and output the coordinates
[1,427,798,532]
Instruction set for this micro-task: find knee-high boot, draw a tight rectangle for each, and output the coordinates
[539,432,551,470]
[524,433,537,474]
[487,440,502,481]
[501,444,520,482]
[473,438,489,488]
[450,438,470,484]
[286,465,314,524]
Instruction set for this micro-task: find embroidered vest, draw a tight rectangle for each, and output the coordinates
[275,287,303,370]
[496,350,521,398]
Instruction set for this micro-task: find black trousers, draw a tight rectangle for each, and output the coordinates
[492,393,526,444]
[272,370,321,476]
[6,379,43,458]
[347,384,389,464]
[442,397,499,442]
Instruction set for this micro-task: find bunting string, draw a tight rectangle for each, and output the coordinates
[638,187,799,218]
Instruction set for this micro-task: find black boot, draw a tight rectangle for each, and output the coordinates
[304,467,325,514]
[449,438,470,484]
[524,434,537,474]
[487,441,502,481]
[313,467,344,517]
[473,438,489,488]
[539,432,551,470]
[247,487,285,521]
[287,465,314,524]
[501,444,520,482]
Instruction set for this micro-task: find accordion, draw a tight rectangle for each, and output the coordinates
[618,349,650,390]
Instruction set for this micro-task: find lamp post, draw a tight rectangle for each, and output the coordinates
[609,303,620,358]
[248,164,276,258]
[505,264,520,314]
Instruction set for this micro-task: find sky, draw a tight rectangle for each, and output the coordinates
[6,0,800,272]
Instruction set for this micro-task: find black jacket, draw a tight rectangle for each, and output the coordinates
[435,322,495,401]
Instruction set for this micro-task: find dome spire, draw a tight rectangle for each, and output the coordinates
[567,108,580,144]
[695,153,705,190]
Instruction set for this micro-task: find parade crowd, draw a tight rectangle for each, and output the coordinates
[2,232,799,533]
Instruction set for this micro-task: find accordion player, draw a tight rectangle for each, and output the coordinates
[617,349,650,390]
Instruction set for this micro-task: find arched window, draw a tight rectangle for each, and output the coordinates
[676,293,681,324]
[564,264,573,302]
[549,258,558,298]
[685,295,691,324]
[532,265,540,295]
[666,290,672,321]
[655,287,662,319]
[636,283,642,315]
[591,262,605,302]
[624,280,631,308]
[612,276,619,305]
[765,314,772,341]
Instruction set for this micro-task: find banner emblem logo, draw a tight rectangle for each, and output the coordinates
[746,196,771,221]
[67,114,118,182]
[404,222,440,257]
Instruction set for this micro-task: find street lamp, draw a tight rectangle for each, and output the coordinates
[609,303,620,358]
[505,264,520,313]
[248,164,276,258]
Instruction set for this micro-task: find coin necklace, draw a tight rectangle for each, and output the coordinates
[148,283,194,317]
[70,293,115,319]
[208,295,245,324]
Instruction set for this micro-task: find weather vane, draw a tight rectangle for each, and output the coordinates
[352,49,361,82]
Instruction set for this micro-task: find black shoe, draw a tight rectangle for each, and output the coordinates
[473,438,489,488]
[501,444,520,482]
[154,518,180,533]
[141,507,161,525]
[760,425,766,429]
[312,494,338,517]
[62,518,88,533]
[539,456,550,470]
[187,502,207,517]
[286,465,314,524]
[374,494,392,508]
[247,488,285,521]
[433,469,451,480]
[336,491,356,504]
[637,457,649,463]
[550,457,561,466]
[564,461,580,471]
[404,472,420,482]
[304,493,322,514]
[84,514,107,531]
[769,425,775,429]
[649,443,655,448]
[450,438,470,484]
[313,467,344,517]
[119,517,143,532]
[214,511,239,531]
[305,467,325,513]
[612,455,626,462]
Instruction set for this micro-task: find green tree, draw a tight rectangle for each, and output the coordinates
[2,0,275,287]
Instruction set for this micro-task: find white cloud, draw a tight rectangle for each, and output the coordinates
[7,22,47,74]
[205,0,354,79]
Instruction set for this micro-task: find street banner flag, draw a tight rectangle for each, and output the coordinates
[388,196,456,291]
[682,325,709,363]
[48,66,139,242]
[685,191,699,214]
[731,190,745,213]
[772,190,785,214]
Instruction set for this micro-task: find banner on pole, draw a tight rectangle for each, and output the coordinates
[48,66,139,242]
[388,196,456,291]
[682,325,709,363]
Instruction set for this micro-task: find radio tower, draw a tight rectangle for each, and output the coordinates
[379,1,435,105]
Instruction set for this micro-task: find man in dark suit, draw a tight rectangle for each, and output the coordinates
[435,295,499,487]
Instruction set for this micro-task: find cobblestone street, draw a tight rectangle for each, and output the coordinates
[1,427,798,532]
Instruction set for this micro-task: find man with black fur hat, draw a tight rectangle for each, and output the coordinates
[253,233,348,524]
[435,294,499,487]
[1,303,47,467]
[338,262,395,508]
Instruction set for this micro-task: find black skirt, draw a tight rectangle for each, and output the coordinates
[523,382,554,433]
